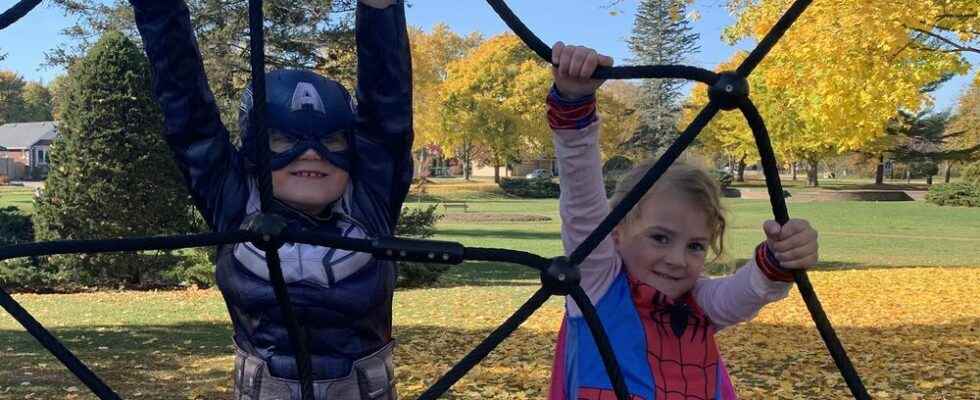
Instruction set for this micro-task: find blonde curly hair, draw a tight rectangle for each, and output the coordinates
[607,159,727,259]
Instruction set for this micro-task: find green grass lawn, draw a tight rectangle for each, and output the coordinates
[405,196,980,270]
[0,186,35,213]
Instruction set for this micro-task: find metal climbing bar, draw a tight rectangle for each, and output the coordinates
[416,287,552,400]
[417,284,631,400]
[736,0,814,78]
[0,232,257,261]
[461,247,550,271]
[0,288,121,400]
[486,0,873,398]
[0,0,42,31]
[484,0,719,84]
[0,0,878,399]
[246,0,315,398]
[738,98,871,400]
[568,287,631,399]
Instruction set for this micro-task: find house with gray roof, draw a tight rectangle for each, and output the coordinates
[0,121,58,180]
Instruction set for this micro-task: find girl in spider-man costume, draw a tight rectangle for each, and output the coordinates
[129,0,411,398]
[545,43,820,400]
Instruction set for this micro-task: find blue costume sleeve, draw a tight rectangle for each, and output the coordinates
[353,1,415,228]
[129,0,249,233]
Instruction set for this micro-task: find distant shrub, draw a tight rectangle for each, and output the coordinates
[396,205,449,288]
[498,177,560,198]
[602,155,633,178]
[962,161,980,185]
[0,206,58,291]
[710,170,734,189]
[925,182,980,207]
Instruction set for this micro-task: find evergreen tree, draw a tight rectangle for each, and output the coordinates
[887,109,980,185]
[49,0,356,138]
[33,31,200,287]
[624,0,699,157]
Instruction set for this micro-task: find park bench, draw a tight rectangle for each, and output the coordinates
[441,202,468,213]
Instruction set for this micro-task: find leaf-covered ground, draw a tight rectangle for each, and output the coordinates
[1,266,978,399]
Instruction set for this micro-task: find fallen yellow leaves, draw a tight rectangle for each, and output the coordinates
[1,267,977,399]
[394,267,980,399]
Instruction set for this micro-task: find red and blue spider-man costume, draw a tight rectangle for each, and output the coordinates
[545,90,795,400]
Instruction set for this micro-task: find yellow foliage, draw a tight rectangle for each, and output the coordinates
[393,267,980,399]
[439,34,553,167]
[410,24,483,151]
[708,0,974,161]
[597,81,643,160]
[948,72,980,151]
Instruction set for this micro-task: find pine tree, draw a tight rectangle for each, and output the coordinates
[33,31,200,287]
[49,0,356,139]
[624,0,699,157]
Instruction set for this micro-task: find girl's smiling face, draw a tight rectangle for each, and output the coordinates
[612,189,711,300]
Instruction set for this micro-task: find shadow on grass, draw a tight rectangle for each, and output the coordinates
[4,316,976,399]
[0,321,235,399]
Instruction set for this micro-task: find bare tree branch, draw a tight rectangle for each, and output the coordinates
[907,26,980,55]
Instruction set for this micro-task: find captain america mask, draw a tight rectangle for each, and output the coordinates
[240,69,356,173]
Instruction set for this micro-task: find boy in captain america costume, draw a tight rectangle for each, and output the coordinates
[128,0,411,398]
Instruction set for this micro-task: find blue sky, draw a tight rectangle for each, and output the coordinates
[1,0,976,111]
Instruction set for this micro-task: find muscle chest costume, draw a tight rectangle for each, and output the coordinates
[129,0,412,398]
[545,91,794,400]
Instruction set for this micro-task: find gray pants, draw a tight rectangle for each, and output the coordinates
[233,342,397,400]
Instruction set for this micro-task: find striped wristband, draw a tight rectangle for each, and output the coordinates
[755,242,795,282]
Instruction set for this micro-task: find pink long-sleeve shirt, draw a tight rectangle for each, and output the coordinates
[547,93,792,400]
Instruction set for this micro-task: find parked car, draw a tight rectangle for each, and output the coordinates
[525,169,552,179]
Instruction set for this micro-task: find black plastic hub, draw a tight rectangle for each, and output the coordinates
[708,71,749,111]
[243,213,289,251]
[541,256,581,296]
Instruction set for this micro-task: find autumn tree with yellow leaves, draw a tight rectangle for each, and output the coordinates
[409,24,482,178]
[439,34,552,182]
[687,0,978,186]
[597,80,644,160]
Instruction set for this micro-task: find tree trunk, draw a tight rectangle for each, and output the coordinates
[905,168,911,184]
[926,175,933,185]
[462,142,472,181]
[415,149,430,180]
[791,162,797,181]
[493,163,500,183]
[736,156,746,182]
[944,161,952,183]
[806,159,819,187]
[874,154,884,185]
